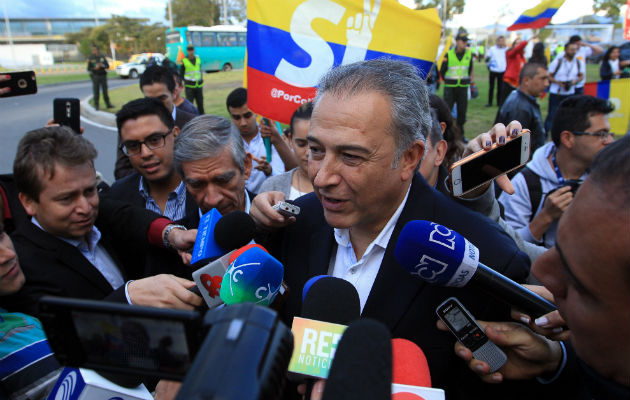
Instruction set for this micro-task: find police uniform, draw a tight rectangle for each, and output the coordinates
[86,51,112,110]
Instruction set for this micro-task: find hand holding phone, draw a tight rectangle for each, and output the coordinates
[0,71,37,98]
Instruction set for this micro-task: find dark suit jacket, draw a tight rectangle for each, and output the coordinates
[267,174,539,399]
[105,172,199,278]
[114,108,196,180]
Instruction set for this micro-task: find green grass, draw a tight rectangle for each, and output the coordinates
[37,71,118,86]
[442,61,600,139]
[104,70,244,117]
[103,63,601,135]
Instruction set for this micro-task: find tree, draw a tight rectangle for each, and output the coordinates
[415,0,466,22]
[592,0,625,19]
[225,0,246,24]
[167,0,221,27]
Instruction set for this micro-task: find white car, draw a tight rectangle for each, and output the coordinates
[116,53,166,79]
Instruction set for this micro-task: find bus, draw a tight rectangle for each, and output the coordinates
[165,25,246,72]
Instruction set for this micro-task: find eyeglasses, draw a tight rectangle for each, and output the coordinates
[230,111,253,121]
[572,131,615,142]
[121,131,172,156]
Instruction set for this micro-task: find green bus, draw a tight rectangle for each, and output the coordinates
[165,25,246,72]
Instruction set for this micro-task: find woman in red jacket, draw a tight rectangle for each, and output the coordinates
[500,36,535,104]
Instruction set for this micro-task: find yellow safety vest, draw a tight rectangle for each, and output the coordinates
[444,49,472,87]
[182,56,203,88]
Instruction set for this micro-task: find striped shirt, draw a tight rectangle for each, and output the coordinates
[0,309,61,399]
[138,176,187,221]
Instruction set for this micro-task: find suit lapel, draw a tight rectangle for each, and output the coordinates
[307,225,335,278]
[25,222,119,295]
[361,174,435,331]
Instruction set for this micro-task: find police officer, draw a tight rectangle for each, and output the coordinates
[440,33,475,135]
[180,45,204,114]
[86,46,113,111]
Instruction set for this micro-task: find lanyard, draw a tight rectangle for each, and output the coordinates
[552,147,565,185]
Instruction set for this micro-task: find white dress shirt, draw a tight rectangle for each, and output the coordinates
[328,186,411,312]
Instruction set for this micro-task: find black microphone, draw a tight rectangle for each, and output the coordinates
[322,319,392,400]
[301,276,360,325]
[394,220,557,318]
[175,303,294,400]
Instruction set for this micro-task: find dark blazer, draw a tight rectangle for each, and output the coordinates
[268,174,538,399]
[105,172,199,278]
[174,108,195,130]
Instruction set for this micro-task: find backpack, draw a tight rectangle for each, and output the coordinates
[520,167,543,222]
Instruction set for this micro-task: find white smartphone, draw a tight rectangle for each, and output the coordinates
[449,130,531,197]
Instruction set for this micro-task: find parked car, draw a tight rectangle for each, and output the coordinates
[116,53,165,79]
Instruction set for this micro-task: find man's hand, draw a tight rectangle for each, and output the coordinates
[259,119,283,146]
[252,155,272,176]
[154,380,181,400]
[165,227,197,251]
[250,191,296,232]
[45,118,85,134]
[540,186,573,221]
[128,274,202,310]
[511,285,570,341]
[458,121,524,197]
[437,319,563,383]
[0,74,10,95]
[297,380,326,400]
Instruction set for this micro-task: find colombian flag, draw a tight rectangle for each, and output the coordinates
[507,0,565,31]
[246,0,441,124]
[584,79,630,134]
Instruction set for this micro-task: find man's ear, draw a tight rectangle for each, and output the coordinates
[401,140,425,181]
[559,130,575,149]
[243,153,253,181]
[172,126,181,138]
[18,192,37,217]
[434,139,448,167]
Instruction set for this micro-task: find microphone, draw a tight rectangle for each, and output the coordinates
[288,276,361,380]
[175,303,294,400]
[191,209,255,267]
[321,319,392,400]
[394,220,556,318]
[47,367,153,400]
[391,338,445,400]
[220,246,284,307]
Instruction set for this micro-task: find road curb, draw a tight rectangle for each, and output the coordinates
[81,95,116,128]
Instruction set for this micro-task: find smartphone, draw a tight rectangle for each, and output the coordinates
[53,98,81,134]
[0,70,37,98]
[436,297,507,373]
[39,296,207,381]
[272,201,300,217]
[449,130,531,197]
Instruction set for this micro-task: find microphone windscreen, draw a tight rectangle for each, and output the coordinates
[302,275,329,302]
[394,220,479,287]
[214,210,256,250]
[322,319,392,400]
[301,277,360,325]
[392,338,431,387]
[220,247,284,306]
[229,243,268,264]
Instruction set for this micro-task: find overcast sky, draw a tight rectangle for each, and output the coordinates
[2,0,599,27]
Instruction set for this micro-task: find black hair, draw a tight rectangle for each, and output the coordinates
[602,46,620,63]
[428,93,464,167]
[589,135,629,206]
[116,97,175,135]
[161,58,183,85]
[550,95,614,147]
[288,102,313,137]
[140,64,176,93]
[569,35,581,43]
[519,62,545,85]
[226,87,247,110]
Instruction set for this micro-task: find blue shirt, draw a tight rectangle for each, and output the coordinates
[138,176,188,221]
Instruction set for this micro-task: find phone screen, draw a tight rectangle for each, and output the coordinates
[459,135,523,193]
[72,310,193,377]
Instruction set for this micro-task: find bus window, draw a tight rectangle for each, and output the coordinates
[187,31,202,47]
[217,32,237,47]
[166,32,181,44]
[237,32,247,46]
[202,32,216,47]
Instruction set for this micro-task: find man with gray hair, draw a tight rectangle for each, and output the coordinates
[251,58,531,397]
[174,115,254,216]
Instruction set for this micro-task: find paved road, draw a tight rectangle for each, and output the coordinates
[0,78,134,184]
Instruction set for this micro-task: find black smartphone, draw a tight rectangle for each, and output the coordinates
[0,70,37,98]
[436,297,507,373]
[53,98,81,134]
[39,296,208,381]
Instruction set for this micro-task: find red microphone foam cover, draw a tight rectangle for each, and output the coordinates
[228,243,268,264]
[391,338,432,387]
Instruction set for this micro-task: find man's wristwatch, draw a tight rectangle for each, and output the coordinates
[163,224,187,248]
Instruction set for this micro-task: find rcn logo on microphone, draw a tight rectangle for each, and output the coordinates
[51,369,82,400]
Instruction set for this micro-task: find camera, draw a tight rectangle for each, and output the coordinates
[562,81,573,91]
[564,179,582,195]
